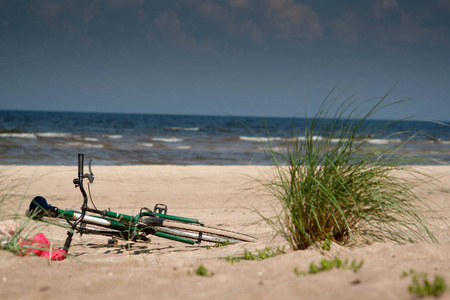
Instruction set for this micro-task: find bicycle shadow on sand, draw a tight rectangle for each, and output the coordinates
[73,242,204,256]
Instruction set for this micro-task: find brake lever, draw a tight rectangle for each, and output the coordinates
[84,159,95,184]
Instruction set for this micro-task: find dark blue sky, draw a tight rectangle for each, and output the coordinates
[1,0,449,120]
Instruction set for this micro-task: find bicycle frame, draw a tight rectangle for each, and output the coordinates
[53,205,205,245]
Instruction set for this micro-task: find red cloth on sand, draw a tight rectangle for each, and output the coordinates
[18,233,67,261]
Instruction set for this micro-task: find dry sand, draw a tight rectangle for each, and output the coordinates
[0,165,449,299]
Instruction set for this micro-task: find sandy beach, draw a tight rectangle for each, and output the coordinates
[0,165,449,299]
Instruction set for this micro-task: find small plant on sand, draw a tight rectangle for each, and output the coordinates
[308,257,363,274]
[225,246,285,263]
[188,265,214,277]
[254,88,438,250]
[294,257,363,276]
[206,239,230,250]
[294,267,306,276]
[402,269,447,297]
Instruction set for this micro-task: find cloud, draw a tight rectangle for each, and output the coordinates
[108,0,144,7]
[154,11,210,53]
[330,13,359,43]
[366,1,450,46]
[30,0,61,18]
[179,0,323,42]
[265,0,323,40]
[20,0,450,54]
[227,21,264,42]
[136,8,146,21]
[229,0,249,9]
[373,0,399,18]
[28,0,103,25]
[197,2,232,22]
[438,0,450,10]
[393,10,430,43]
[80,3,102,25]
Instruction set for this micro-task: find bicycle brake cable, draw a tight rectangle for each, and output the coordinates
[87,182,99,212]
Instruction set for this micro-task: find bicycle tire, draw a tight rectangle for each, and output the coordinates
[152,226,243,243]
[41,217,147,241]
[141,218,256,243]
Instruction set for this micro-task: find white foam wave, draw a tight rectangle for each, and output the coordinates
[137,143,154,147]
[241,135,402,145]
[173,145,192,150]
[166,127,199,131]
[151,137,184,143]
[105,135,123,139]
[81,137,99,142]
[295,136,402,145]
[297,136,324,142]
[36,132,71,138]
[73,135,100,142]
[239,136,285,142]
[0,133,36,139]
[366,138,402,145]
[260,146,288,152]
[60,142,104,148]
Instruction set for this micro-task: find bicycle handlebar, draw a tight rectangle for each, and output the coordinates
[74,154,94,185]
[65,153,92,252]
[78,153,84,181]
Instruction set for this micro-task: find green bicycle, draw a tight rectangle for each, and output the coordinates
[26,154,256,253]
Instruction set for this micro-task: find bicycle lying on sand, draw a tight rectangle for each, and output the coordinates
[26,154,256,253]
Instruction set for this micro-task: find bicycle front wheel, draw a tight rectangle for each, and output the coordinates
[143,218,256,244]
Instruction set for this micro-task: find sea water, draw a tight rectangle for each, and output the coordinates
[0,110,449,165]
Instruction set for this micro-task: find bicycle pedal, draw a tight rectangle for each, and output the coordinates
[107,238,118,248]
[154,203,167,215]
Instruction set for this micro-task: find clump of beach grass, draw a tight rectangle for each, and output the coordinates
[254,88,438,250]
[0,167,48,257]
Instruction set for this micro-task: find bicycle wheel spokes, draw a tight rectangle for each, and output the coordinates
[152,226,243,244]
[140,217,256,244]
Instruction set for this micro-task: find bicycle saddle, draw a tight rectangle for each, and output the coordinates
[27,196,58,217]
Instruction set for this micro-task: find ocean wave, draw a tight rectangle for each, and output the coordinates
[58,142,104,148]
[310,136,402,144]
[259,146,287,152]
[173,145,192,150]
[105,135,123,139]
[137,143,154,147]
[165,127,199,131]
[241,135,403,145]
[366,138,402,144]
[151,137,184,143]
[239,136,286,142]
[0,133,36,139]
[80,137,99,142]
[35,132,72,138]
